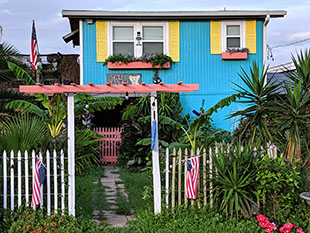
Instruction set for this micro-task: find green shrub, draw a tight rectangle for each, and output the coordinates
[255,155,303,219]
[7,207,106,233]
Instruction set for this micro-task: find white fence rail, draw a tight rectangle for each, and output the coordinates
[1,149,69,215]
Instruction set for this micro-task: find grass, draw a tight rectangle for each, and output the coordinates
[119,168,153,213]
[76,166,109,218]
[115,189,131,215]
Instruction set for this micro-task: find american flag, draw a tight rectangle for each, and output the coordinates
[30,20,38,71]
[186,156,200,199]
[31,157,46,208]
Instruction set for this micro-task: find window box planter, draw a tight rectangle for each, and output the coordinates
[107,61,170,69]
[221,52,248,60]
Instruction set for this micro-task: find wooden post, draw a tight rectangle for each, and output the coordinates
[171,147,176,211]
[53,150,58,213]
[10,150,14,211]
[196,148,201,209]
[17,151,22,207]
[203,148,207,207]
[184,148,188,207]
[25,151,29,207]
[46,150,51,215]
[67,92,75,216]
[178,148,182,206]
[3,151,7,209]
[209,148,213,208]
[150,91,161,214]
[165,148,169,209]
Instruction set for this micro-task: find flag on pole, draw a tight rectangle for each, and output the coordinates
[31,157,46,208]
[30,20,38,71]
[186,156,200,199]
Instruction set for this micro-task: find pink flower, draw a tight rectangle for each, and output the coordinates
[265,227,273,233]
[260,221,268,228]
[297,228,304,233]
[257,214,268,222]
[283,223,293,229]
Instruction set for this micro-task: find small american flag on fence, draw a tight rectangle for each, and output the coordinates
[30,20,38,71]
[186,156,200,199]
[31,157,46,208]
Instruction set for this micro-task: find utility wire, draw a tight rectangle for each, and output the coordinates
[270,38,310,49]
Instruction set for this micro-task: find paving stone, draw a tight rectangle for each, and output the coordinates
[127,215,137,221]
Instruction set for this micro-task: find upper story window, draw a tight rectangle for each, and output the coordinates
[109,22,168,57]
[222,21,245,51]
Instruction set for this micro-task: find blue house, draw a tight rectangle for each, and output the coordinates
[62,10,286,131]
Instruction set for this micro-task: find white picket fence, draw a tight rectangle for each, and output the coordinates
[1,149,69,215]
[164,144,279,210]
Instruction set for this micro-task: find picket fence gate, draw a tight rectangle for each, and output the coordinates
[1,149,69,215]
[164,145,279,210]
[93,127,124,164]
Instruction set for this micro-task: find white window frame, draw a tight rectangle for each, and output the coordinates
[221,21,245,52]
[108,21,169,57]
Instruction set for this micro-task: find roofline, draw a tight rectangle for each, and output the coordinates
[62,10,287,20]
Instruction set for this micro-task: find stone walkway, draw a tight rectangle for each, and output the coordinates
[93,166,135,228]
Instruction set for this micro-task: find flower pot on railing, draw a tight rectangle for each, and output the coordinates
[221,52,248,60]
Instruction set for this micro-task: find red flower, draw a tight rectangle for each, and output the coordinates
[51,215,55,219]
[38,226,43,230]
[27,225,31,230]
[17,217,20,220]
[51,222,56,227]
[59,218,63,222]
[297,228,304,233]
[259,221,268,228]
[44,228,48,232]
[283,223,293,229]
[31,231,36,233]
[27,215,31,219]
[17,226,20,230]
[257,214,268,222]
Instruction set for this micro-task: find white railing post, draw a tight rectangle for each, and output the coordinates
[17,151,22,207]
[53,150,58,213]
[39,152,43,208]
[3,150,7,209]
[165,147,169,209]
[32,150,35,209]
[46,150,51,215]
[150,91,161,214]
[25,151,29,207]
[60,149,65,214]
[10,150,14,211]
[67,92,75,216]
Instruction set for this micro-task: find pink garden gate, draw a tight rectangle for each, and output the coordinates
[93,127,124,164]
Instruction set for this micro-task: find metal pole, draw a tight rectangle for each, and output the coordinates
[67,93,75,216]
[151,91,161,214]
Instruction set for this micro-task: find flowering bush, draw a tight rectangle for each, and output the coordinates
[256,214,304,233]
[8,207,105,233]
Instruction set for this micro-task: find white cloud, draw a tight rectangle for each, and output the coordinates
[1,9,12,14]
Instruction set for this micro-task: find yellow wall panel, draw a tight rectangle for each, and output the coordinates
[96,20,107,62]
[246,20,256,54]
[169,21,180,62]
[210,21,221,54]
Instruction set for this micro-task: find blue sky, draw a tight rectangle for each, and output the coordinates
[0,0,310,66]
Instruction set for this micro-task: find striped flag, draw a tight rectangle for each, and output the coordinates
[31,157,46,208]
[186,156,200,199]
[30,20,38,71]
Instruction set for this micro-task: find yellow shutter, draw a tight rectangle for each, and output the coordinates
[169,21,180,62]
[210,21,221,54]
[246,20,256,54]
[96,20,107,62]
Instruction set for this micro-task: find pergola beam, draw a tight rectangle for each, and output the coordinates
[20,83,199,94]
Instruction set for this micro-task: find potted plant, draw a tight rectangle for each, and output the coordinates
[104,53,172,69]
[221,48,249,60]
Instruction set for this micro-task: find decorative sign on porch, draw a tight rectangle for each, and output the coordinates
[106,74,142,85]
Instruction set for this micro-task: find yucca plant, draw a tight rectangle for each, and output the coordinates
[273,81,310,163]
[230,62,280,147]
[212,143,258,218]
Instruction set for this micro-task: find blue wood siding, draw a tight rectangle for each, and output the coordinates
[82,20,264,131]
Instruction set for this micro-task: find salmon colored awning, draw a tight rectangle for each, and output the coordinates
[19,82,199,94]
